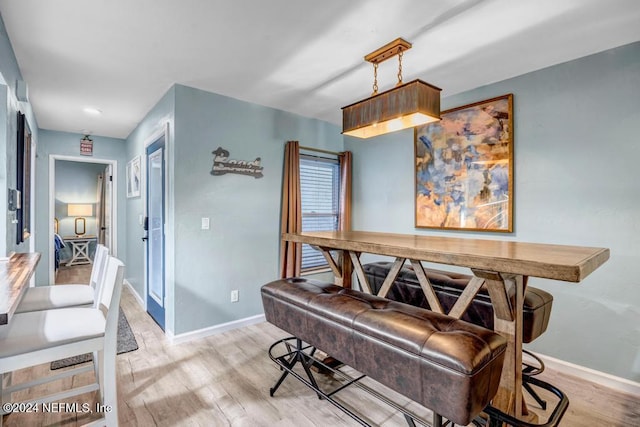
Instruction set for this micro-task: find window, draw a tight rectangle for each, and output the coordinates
[300,155,340,272]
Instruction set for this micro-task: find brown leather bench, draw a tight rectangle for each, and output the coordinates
[262,277,508,426]
[363,261,553,343]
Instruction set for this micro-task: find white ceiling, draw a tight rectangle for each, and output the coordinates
[1,0,639,139]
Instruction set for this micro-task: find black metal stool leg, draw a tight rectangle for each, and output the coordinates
[523,381,547,410]
[522,350,547,410]
[269,352,298,397]
[433,413,443,427]
[482,375,569,427]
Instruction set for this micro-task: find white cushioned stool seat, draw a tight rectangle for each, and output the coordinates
[14,244,109,314]
[0,308,105,358]
[14,285,95,313]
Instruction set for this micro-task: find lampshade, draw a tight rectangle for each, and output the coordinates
[342,79,441,138]
[342,38,441,139]
[68,204,92,236]
[68,204,93,217]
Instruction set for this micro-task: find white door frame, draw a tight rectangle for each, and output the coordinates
[48,154,118,284]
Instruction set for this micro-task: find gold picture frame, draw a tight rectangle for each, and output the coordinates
[414,94,514,232]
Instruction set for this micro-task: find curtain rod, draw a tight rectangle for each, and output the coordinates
[299,145,342,156]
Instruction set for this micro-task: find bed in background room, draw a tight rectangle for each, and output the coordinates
[54,218,65,273]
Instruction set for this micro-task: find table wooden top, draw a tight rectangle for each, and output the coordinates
[283,231,609,282]
[0,252,41,325]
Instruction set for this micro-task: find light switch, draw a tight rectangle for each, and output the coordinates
[201,217,210,230]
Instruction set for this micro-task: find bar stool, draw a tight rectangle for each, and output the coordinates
[15,244,109,313]
[0,255,124,427]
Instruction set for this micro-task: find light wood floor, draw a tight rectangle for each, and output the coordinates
[54,264,93,285]
[3,265,638,426]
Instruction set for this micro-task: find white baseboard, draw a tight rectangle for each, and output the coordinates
[123,279,145,308]
[167,314,267,345]
[122,280,265,345]
[536,352,640,396]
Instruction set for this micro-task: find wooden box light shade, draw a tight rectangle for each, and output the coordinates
[68,203,93,236]
[342,38,441,139]
[342,80,441,138]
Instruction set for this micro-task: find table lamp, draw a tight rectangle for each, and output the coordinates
[67,204,93,236]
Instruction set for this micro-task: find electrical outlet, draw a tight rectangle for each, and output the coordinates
[201,217,210,230]
[231,290,239,302]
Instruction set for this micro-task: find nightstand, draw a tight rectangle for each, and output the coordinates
[63,235,97,266]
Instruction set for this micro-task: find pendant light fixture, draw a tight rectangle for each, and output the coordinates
[342,38,441,139]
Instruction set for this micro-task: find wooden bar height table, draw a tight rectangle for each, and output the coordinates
[282,230,610,424]
[0,252,41,326]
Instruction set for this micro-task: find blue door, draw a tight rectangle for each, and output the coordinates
[146,134,165,329]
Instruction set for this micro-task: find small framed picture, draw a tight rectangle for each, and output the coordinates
[126,156,141,198]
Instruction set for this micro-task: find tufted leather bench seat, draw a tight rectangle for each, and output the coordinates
[363,261,554,343]
[262,277,508,426]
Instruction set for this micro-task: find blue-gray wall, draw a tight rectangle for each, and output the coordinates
[54,160,106,260]
[125,84,343,335]
[0,13,38,257]
[34,130,127,284]
[55,161,106,237]
[173,85,343,334]
[346,42,640,381]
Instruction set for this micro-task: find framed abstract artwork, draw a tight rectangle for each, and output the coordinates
[126,156,141,198]
[414,94,513,232]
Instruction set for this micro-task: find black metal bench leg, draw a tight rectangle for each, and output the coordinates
[269,352,298,397]
[433,413,443,427]
[297,341,322,399]
[270,338,322,399]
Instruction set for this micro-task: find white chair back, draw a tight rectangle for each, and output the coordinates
[89,244,109,289]
[90,245,110,309]
[99,256,125,317]
[97,255,124,425]
[99,256,125,374]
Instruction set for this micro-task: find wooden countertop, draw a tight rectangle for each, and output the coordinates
[0,252,41,325]
[283,231,609,282]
